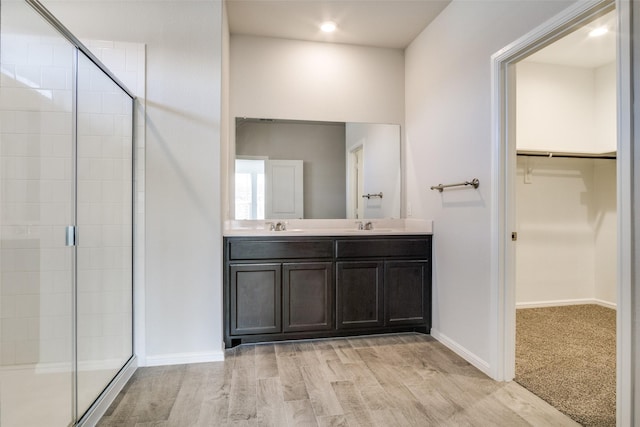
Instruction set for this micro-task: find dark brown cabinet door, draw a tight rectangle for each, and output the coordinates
[385,260,430,326]
[230,263,281,335]
[336,261,384,329]
[283,262,333,332]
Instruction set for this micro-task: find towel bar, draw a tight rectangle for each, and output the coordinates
[430,178,479,193]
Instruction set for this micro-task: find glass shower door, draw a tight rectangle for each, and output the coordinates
[2,1,135,424]
[0,1,76,425]
[75,52,133,417]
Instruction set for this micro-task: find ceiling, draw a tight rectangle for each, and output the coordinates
[524,10,616,68]
[226,1,616,66]
[225,0,451,49]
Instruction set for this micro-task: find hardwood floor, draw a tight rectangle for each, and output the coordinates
[97,334,579,426]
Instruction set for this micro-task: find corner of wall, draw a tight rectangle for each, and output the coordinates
[431,328,492,378]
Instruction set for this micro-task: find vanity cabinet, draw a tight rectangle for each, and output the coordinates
[224,235,431,347]
[335,238,431,330]
[229,261,333,336]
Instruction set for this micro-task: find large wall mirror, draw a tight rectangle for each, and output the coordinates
[234,118,401,220]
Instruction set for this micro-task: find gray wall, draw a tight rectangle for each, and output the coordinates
[236,120,346,219]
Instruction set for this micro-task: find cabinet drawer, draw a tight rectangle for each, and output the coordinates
[336,238,430,259]
[228,239,333,260]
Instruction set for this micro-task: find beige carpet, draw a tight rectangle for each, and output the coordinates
[515,304,616,427]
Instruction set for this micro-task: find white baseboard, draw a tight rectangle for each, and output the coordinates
[516,298,617,309]
[593,299,617,309]
[144,350,225,367]
[430,329,491,377]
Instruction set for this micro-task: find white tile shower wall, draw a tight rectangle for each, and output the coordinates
[1,34,75,366]
[81,41,145,365]
[1,36,145,367]
[78,42,144,367]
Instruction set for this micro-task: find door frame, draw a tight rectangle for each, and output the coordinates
[347,144,365,219]
[490,0,633,424]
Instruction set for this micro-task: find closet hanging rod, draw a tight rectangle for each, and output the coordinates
[517,150,616,160]
[430,178,480,193]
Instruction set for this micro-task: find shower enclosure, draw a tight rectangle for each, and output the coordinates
[0,0,135,425]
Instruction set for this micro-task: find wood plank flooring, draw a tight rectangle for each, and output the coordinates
[97,333,579,426]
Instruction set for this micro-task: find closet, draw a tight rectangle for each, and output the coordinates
[513,14,618,423]
[515,52,617,309]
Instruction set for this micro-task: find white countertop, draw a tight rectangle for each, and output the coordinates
[223,219,433,237]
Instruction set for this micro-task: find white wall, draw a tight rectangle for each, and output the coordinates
[515,157,616,307]
[594,160,616,304]
[229,35,405,219]
[230,35,405,124]
[43,1,226,364]
[593,63,617,306]
[405,0,574,373]
[516,61,616,154]
[595,62,617,153]
[515,60,617,308]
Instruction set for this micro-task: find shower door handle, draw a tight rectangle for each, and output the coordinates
[65,225,76,247]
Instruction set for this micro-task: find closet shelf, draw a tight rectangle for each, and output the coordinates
[517,150,616,159]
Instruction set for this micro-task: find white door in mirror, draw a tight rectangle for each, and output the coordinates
[265,160,304,219]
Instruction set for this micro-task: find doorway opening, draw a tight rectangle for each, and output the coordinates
[348,145,364,219]
[491,0,632,425]
[513,10,617,426]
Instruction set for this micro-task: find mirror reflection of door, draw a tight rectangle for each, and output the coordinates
[265,159,304,219]
[235,158,304,219]
[348,145,364,219]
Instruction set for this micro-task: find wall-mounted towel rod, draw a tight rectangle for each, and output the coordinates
[362,192,383,199]
[517,150,616,160]
[430,178,479,192]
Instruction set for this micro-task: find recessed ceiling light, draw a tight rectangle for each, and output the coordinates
[321,21,337,33]
[589,26,608,37]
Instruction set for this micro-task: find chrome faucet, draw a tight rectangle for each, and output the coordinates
[355,221,374,231]
[267,221,287,231]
